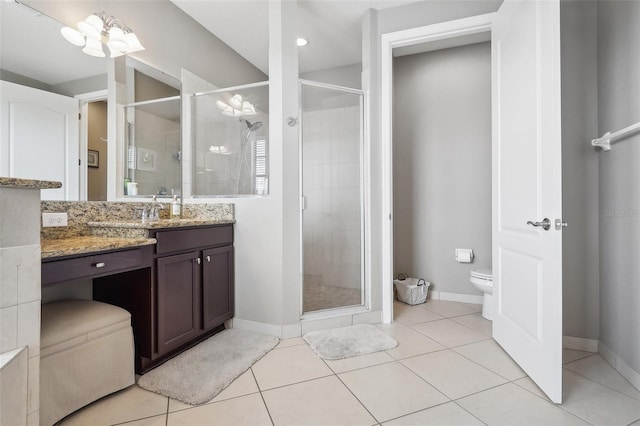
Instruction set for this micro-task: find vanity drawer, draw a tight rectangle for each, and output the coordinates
[155,225,233,254]
[42,248,145,285]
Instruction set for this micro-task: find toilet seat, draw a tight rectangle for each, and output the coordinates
[469,269,494,321]
[470,269,492,281]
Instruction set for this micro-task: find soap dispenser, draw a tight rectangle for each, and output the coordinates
[171,195,181,218]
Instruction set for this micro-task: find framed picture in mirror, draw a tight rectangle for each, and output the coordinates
[88,150,99,168]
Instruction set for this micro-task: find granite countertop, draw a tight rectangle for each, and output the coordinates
[0,177,62,189]
[87,218,235,229]
[41,236,156,259]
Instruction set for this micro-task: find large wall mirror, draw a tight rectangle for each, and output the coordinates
[1,0,372,202]
[116,57,182,198]
[1,0,270,201]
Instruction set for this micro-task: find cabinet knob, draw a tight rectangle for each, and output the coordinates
[195,258,201,265]
[94,262,106,268]
[206,256,211,262]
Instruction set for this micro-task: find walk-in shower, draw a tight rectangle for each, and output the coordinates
[300,80,366,314]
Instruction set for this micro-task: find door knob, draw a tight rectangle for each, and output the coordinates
[526,217,551,230]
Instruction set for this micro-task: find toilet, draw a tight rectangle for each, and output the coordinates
[470,269,494,320]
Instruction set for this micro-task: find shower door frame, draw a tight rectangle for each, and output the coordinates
[298,79,369,317]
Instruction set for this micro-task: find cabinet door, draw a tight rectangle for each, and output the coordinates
[156,251,201,354]
[202,246,234,331]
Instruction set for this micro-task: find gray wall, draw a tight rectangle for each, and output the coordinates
[560,1,600,340]
[51,74,107,97]
[377,1,503,35]
[300,63,362,89]
[87,101,108,201]
[597,0,640,373]
[0,69,51,92]
[392,43,492,296]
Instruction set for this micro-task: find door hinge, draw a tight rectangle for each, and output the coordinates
[78,159,81,166]
[78,113,81,120]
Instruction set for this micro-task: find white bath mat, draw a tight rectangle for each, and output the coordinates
[303,324,398,360]
[137,329,278,405]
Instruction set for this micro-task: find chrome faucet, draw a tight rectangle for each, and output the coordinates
[148,195,164,221]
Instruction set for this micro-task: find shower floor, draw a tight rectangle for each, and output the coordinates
[303,282,361,313]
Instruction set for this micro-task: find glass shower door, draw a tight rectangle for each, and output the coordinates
[301,81,365,313]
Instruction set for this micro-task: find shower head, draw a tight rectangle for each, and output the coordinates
[240,118,263,132]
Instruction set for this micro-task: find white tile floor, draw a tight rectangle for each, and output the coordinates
[59,300,640,426]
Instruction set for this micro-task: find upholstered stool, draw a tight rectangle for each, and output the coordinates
[40,300,135,426]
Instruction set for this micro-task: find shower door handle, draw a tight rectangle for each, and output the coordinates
[526,218,551,230]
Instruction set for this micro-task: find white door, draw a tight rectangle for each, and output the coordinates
[492,0,563,403]
[0,81,79,200]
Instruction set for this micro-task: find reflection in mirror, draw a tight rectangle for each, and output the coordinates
[3,1,269,202]
[190,81,269,197]
[0,1,107,94]
[117,57,181,198]
[0,1,108,201]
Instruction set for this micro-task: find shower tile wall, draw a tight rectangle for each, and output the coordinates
[0,187,43,424]
[131,108,181,196]
[303,105,361,294]
[192,93,242,195]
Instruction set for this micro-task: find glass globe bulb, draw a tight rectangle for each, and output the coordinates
[61,27,85,46]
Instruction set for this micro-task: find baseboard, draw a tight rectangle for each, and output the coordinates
[232,318,302,339]
[231,310,383,339]
[599,342,640,392]
[230,318,284,338]
[431,290,483,305]
[281,323,302,339]
[300,309,382,334]
[563,336,598,352]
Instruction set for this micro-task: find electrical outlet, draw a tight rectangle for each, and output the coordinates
[42,212,68,227]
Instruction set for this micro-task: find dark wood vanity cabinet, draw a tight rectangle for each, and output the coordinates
[84,224,234,372]
[155,245,234,356]
[152,225,234,362]
[156,251,201,354]
[202,245,234,331]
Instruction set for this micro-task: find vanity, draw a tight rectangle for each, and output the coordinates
[41,207,235,373]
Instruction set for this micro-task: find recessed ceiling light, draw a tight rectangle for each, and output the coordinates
[296,37,309,47]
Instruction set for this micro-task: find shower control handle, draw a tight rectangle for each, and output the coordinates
[526,218,551,231]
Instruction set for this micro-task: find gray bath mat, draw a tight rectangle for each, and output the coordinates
[137,329,279,405]
[303,324,398,360]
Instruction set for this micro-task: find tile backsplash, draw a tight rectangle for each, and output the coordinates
[40,201,234,239]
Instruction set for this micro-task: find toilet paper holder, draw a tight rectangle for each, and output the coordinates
[455,248,474,263]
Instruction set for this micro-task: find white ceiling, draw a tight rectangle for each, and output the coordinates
[171,0,423,75]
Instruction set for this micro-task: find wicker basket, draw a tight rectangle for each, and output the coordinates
[393,278,430,305]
